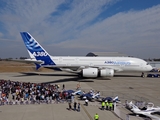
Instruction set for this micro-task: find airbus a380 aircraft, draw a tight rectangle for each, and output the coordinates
[19,32,152,78]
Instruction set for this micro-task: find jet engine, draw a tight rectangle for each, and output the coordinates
[100,69,114,77]
[82,68,98,77]
[82,68,114,77]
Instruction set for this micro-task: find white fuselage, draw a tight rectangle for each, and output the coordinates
[49,56,152,72]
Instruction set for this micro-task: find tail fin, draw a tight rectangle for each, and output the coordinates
[20,32,56,67]
[92,93,100,99]
[129,101,141,112]
[113,96,119,102]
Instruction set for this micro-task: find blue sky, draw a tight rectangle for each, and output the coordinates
[0,0,160,59]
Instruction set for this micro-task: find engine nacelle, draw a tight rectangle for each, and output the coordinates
[82,68,98,77]
[100,69,114,77]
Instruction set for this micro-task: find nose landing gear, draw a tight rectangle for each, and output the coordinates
[141,72,145,78]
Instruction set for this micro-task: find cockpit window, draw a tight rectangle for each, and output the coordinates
[146,63,150,65]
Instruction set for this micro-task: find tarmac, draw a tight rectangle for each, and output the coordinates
[0,71,160,120]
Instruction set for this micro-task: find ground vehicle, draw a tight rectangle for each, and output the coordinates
[147,74,160,78]
[79,93,93,101]
[150,69,160,72]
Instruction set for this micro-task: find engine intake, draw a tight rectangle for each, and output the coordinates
[82,68,98,77]
[100,69,114,77]
[82,68,114,78]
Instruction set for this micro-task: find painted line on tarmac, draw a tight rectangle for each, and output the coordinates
[75,96,93,120]
[81,104,93,120]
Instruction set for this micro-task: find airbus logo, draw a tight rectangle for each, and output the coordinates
[105,61,131,65]
[33,52,47,57]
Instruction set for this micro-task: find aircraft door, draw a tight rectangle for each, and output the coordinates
[59,57,62,63]
[75,58,79,65]
[140,63,144,70]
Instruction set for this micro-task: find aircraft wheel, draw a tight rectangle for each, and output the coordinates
[78,74,82,78]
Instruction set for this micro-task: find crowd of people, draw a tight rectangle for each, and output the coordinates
[0,79,117,119]
[1,79,114,114]
[0,79,75,105]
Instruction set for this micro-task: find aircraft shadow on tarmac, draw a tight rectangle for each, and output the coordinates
[13,72,141,84]
[16,72,140,78]
[13,72,95,83]
[16,72,78,77]
[13,72,111,81]
[114,75,141,77]
[42,77,94,84]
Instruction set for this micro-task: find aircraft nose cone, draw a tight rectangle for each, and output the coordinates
[148,65,153,71]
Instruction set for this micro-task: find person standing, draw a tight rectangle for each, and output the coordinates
[76,82,81,90]
[85,99,88,106]
[105,101,109,110]
[109,102,113,111]
[77,102,80,112]
[101,101,105,110]
[62,84,65,90]
[68,102,72,110]
[74,101,77,111]
[94,113,99,120]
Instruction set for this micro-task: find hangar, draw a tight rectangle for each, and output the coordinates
[148,61,160,69]
[86,52,128,57]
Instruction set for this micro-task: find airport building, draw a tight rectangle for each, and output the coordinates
[148,61,160,68]
[86,52,128,57]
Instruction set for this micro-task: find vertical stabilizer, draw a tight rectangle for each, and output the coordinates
[20,32,56,66]
[129,101,141,112]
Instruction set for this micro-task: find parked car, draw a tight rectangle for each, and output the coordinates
[150,68,160,72]
[79,93,93,101]
[147,74,160,78]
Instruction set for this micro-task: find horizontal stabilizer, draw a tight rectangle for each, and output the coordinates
[8,59,43,64]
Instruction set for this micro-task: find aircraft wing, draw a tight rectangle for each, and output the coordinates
[95,66,123,72]
[42,65,123,74]
[141,113,160,120]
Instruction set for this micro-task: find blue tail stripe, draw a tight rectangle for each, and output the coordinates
[20,32,56,66]
[35,63,41,70]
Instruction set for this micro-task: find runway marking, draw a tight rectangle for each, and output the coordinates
[75,96,93,120]
[81,104,93,120]
[21,107,27,120]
